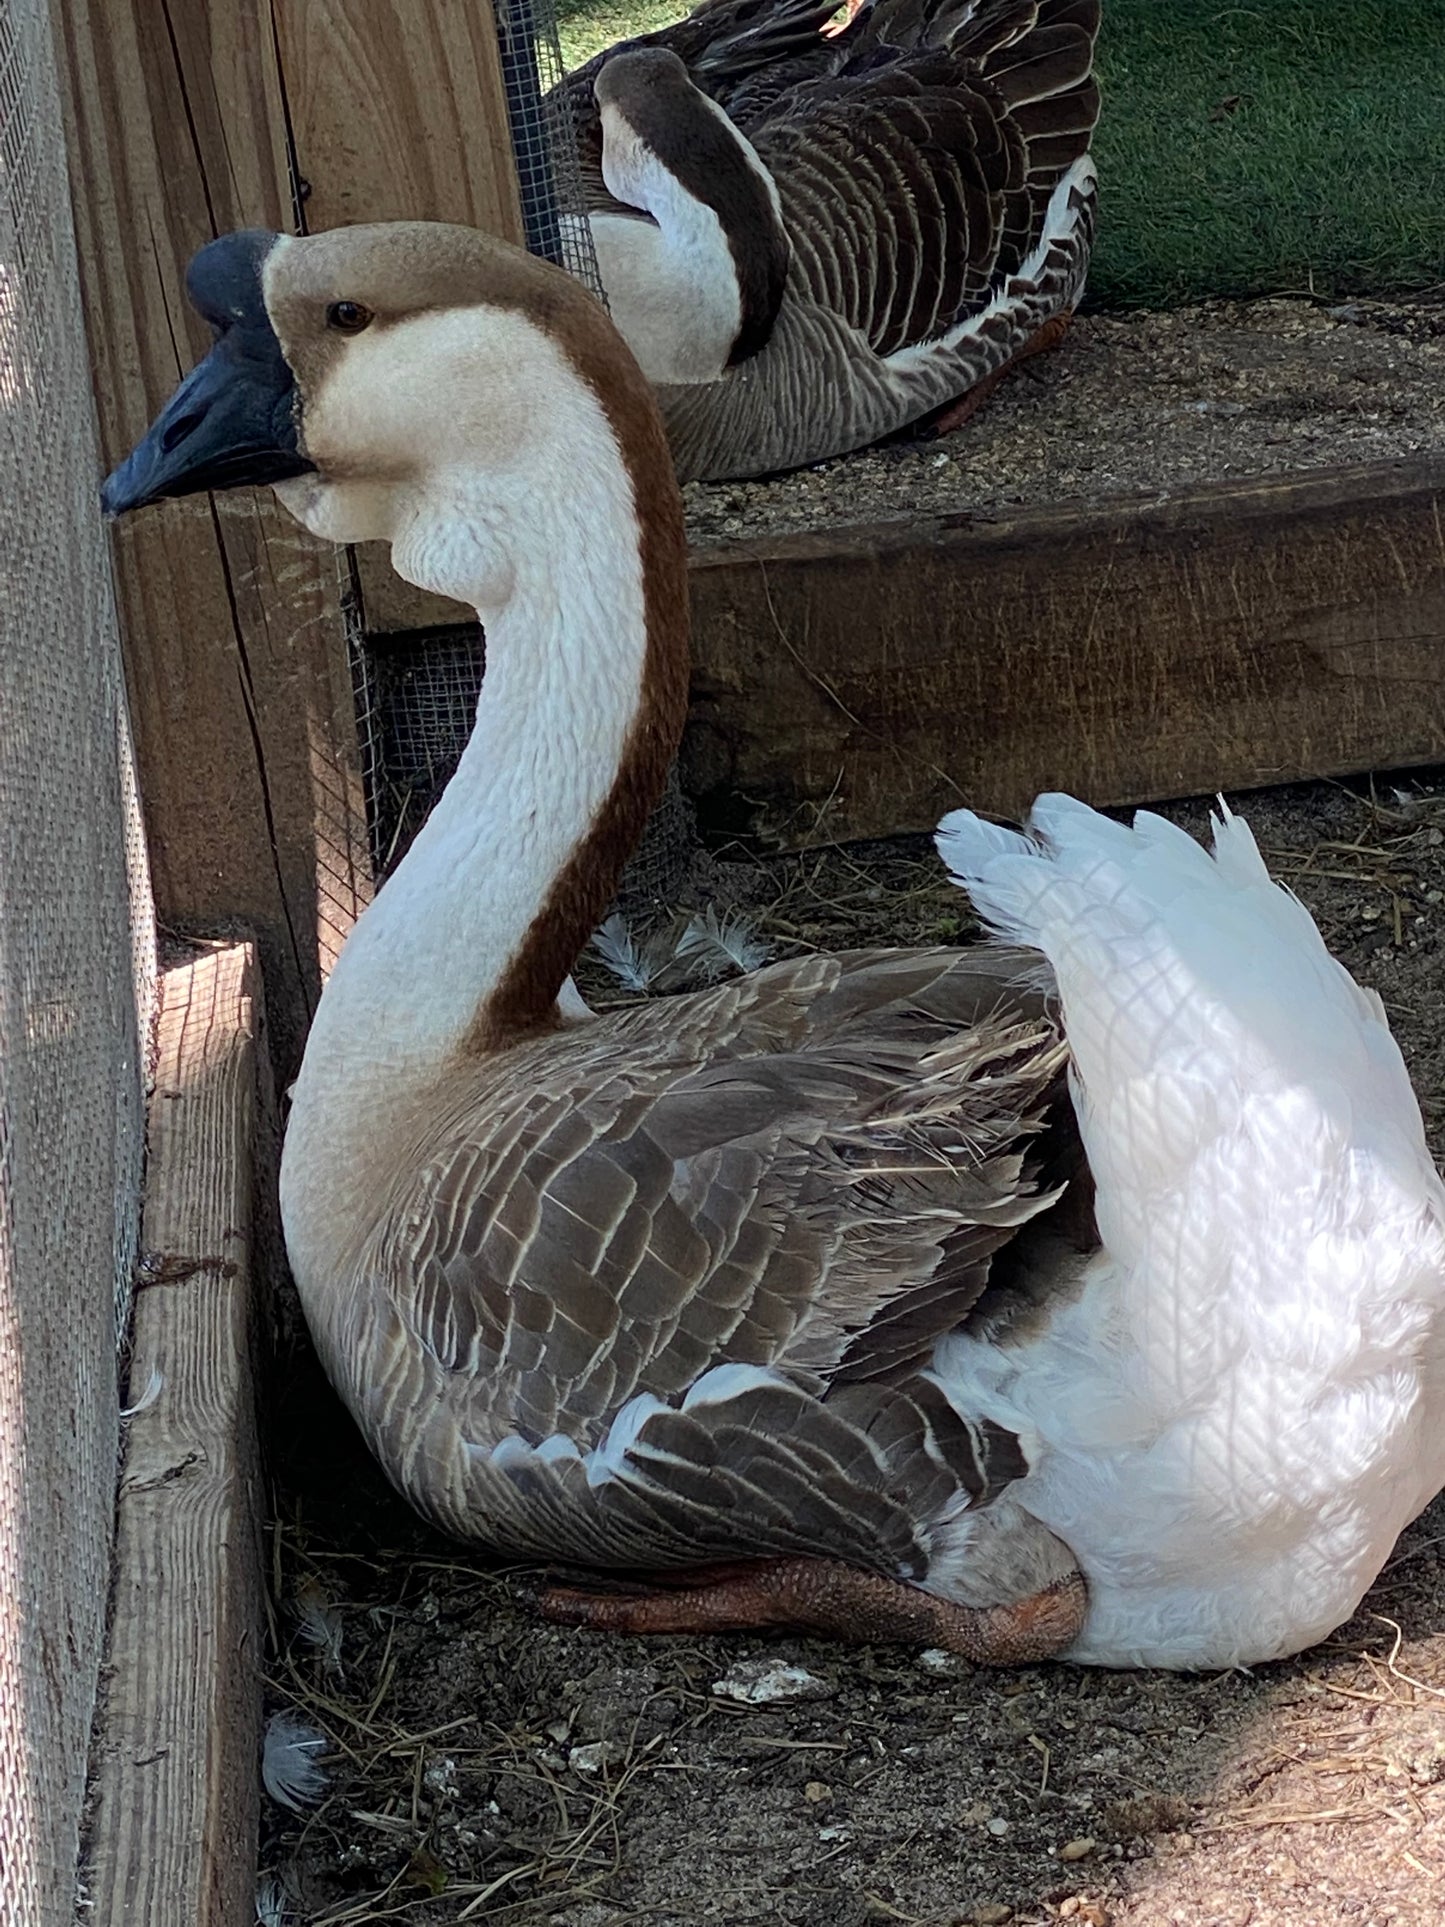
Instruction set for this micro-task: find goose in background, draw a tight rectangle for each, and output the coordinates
[560,0,1101,479]
[102,218,1445,1670]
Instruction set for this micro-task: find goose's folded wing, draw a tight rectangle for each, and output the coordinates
[563,0,1098,341]
[401,955,1064,1388]
[750,28,1096,358]
[345,951,1081,1569]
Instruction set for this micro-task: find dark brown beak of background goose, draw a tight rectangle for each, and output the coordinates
[101,228,314,516]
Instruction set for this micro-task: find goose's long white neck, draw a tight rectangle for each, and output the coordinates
[584,203,742,387]
[281,353,664,1274]
[318,520,645,1061]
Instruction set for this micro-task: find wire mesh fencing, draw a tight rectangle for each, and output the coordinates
[0,1,154,1921]
[496,0,605,292]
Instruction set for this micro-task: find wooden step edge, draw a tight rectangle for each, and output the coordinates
[84,942,266,1927]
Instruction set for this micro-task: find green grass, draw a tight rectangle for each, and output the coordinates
[1091,0,1445,306]
[557,0,681,63]
[555,0,1445,310]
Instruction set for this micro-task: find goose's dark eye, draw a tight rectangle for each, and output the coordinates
[326,300,373,334]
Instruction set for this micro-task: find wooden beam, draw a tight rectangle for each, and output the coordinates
[53,0,371,1079]
[682,458,1445,845]
[57,2,528,1076]
[85,946,266,1927]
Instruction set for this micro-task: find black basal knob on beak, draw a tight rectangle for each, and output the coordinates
[102,229,315,516]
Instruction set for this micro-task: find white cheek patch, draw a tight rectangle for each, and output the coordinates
[268,307,555,556]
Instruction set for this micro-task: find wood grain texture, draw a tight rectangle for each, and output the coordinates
[273,0,524,238]
[85,946,265,1927]
[54,0,371,1078]
[682,458,1445,844]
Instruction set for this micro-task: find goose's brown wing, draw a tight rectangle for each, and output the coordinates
[340,950,1090,1578]
[564,0,1098,306]
[747,4,1098,358]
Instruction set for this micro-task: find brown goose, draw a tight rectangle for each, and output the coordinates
[103,220,1445,1670]
[561,0,1101,479]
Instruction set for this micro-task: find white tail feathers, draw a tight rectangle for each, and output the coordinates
[934,792,1145,952]
[934,793,1421,1148]
[935,810,1033,871]
[1207,797,1275,889]
[939,794,1301,959]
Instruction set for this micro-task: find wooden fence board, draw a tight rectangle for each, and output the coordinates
[273,0,524,239]
[54,0,371,1078]
[272,0,524,634]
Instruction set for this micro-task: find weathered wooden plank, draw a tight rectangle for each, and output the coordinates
[53,0,371,1078]
[86,946,265,1927]
[682,458,1445,845]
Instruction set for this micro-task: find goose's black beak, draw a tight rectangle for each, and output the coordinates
[102,229,314,516]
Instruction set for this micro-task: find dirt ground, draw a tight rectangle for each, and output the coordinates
[262,773,1445,1927]
[681,295,1445,549]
